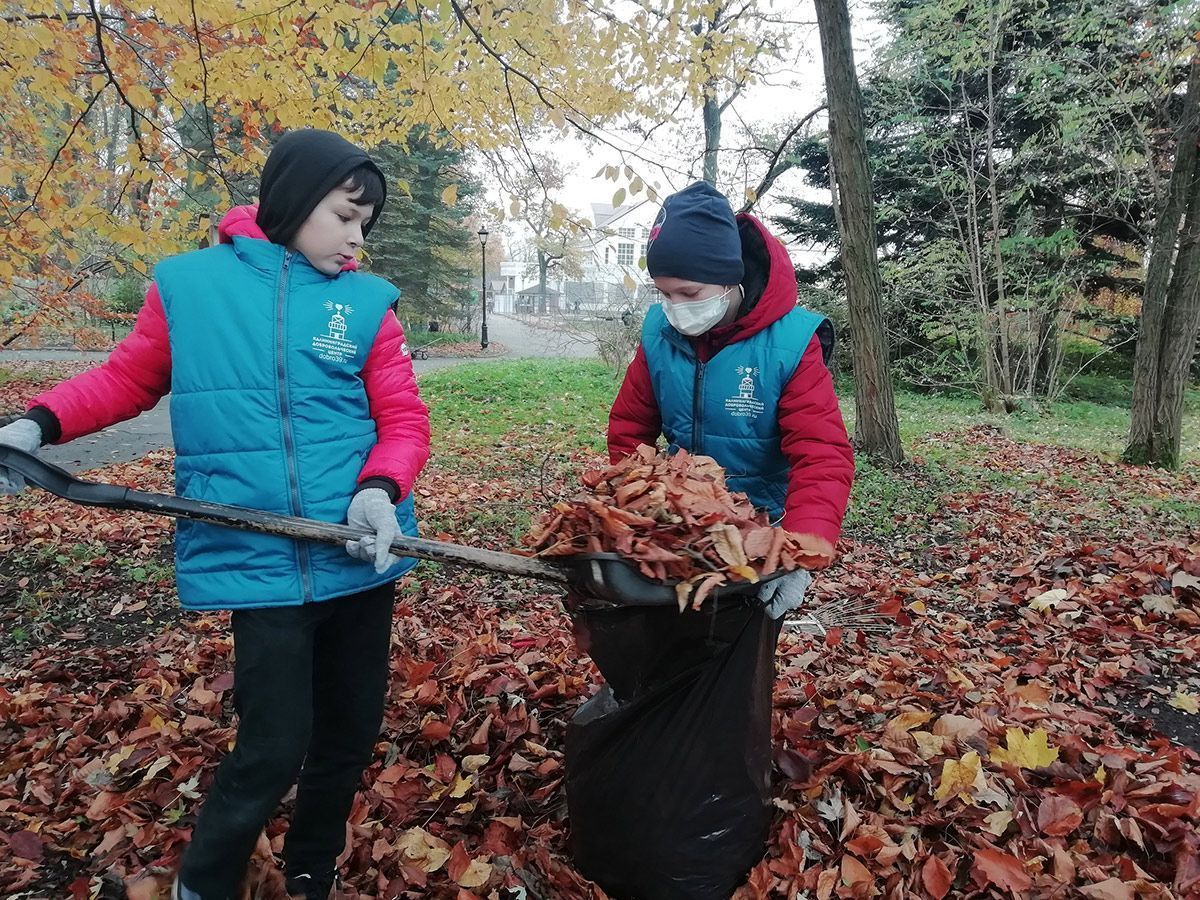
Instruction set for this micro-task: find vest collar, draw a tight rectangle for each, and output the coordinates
[230,236,339,286]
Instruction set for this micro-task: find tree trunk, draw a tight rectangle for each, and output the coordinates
[984,0,1013,399]
[702,94,721,185]
[814,0,903,463]
[1126,51,1200,467]
[1150,154,1200,468]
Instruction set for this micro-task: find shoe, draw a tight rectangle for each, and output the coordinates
[285,870,341,900]
[172,879,210,900]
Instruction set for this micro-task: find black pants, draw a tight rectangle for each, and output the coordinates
[179,583,395,898]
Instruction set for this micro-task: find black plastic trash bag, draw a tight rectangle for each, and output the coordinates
[565,596,781,900]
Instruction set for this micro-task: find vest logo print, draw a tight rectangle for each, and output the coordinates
[313,301,359,363]
[725,365,765,419]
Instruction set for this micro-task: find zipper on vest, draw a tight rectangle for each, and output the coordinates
[275,251,314,601]
[692,360,706,455]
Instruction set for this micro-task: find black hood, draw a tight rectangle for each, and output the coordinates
[256,129,386,247]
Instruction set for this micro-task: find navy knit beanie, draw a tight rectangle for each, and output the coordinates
[645,181,744,285]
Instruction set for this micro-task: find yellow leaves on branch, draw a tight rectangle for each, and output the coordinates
[2,0,781,306]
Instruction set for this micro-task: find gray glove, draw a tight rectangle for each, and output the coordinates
[0,418,43,495]
[759,568,813,619]
[345,487,400,574]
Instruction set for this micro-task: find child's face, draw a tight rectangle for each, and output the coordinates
[290,183,376,274]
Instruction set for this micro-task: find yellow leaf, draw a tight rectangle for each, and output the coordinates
[1094,765,1106,784]
[911,730,947,761]
[396,826,451,873]
[1170,692,1199,714]
[990,728,1059,770]
[947,667,974,690]
[441,184,459,206]
[622,272,637,291]
[985,810,1014,836]
[934,751,981,802]
[612,188,626,208]
[454,858,493,888]
[1030,588,1068,611]
[126,84,155,109]
[462,754,490,773]
[449,774,473,798]
[887,710,934,733]
[630,175,644,194]
[728,564,759,582]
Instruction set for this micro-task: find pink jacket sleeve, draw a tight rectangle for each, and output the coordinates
[778,336,854,548]
[357,311,431,500]
[28,284,172,443]
[607,345,662,462]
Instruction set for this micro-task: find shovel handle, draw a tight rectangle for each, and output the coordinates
[0,446,569,584]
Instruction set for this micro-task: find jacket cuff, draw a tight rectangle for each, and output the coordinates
[23,406,62,445]
[356,476,401,503]
[780,515,841,548]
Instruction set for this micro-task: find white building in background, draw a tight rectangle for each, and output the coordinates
[488,201,658,318]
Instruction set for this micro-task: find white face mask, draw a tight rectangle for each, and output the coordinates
[663,286,738,336]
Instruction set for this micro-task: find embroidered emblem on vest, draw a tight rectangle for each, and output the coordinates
[725,365,765,418]
[313,301,359,363]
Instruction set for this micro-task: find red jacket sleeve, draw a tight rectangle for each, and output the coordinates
[357,311,431,499]
[27,284,172,443]
[778,336,854,546]
[608,345,662,463]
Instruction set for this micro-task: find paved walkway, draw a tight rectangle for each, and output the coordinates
[2,314,599,473]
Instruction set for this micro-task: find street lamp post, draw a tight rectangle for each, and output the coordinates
[477,228,489,350]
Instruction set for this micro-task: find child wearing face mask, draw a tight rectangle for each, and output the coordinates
[608,180,854,617]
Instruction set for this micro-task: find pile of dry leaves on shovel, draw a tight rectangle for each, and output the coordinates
[525,444,823,609]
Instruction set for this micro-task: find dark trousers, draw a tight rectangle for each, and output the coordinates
[179,583,395,898]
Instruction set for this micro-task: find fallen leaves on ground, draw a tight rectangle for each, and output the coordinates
[0,425,1197,898]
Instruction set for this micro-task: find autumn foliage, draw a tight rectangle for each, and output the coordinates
[526,444,825,610]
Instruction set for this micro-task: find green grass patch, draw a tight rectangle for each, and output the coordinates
[421,359,618,459]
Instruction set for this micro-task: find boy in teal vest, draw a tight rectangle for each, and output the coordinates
[609,180,854,613]
[0,130,431,899]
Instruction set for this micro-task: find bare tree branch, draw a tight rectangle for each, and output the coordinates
[738,104,826,213]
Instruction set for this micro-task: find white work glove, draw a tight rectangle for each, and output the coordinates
[0,418,43,495]
[759,568,813,619]
[345,488,400,574]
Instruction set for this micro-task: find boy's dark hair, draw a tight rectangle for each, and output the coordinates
[344,163,386,215]
[257,129,388,247]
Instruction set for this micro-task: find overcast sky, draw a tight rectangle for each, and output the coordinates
[478,0,888,261]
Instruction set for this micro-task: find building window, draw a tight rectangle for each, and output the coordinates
[618,227,635,239]
[605,247,611,264]
[617,242,634,266]
[641,226,650,239]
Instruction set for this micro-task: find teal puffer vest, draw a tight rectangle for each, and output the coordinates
[641,303,827,521]
[154,237,418,610]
